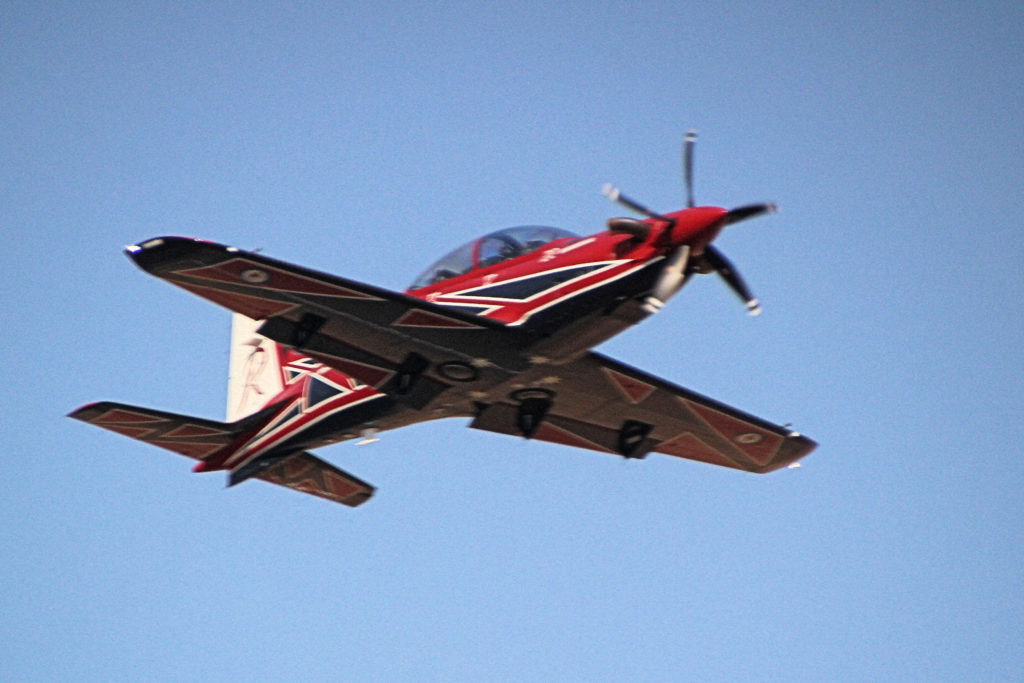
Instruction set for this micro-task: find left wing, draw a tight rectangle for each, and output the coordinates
[470,352,815,473]
[126,237,532,396]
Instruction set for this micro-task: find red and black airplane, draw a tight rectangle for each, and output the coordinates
[71,133,816,507]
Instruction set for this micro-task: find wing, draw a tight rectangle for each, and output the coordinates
[126,237,533,398]
[470,352,816,473]
[69,402,374,507]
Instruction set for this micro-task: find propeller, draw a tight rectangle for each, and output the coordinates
[605,131,772,316]
[683,129,696,208]
[723,202,777,226]
[701,244,762,315]
[641,245,689,314]
[602,184,671,223]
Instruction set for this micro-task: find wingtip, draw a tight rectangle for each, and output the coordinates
[342,490,375,507]
[124,237,166,255]
[67,402,107,420]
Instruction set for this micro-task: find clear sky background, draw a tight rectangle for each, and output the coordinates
[3,3,1022,681]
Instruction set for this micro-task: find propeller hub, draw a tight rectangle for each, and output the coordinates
[603,132,775,317]
[664,206,729,253]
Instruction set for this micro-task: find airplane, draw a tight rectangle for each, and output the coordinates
[70,133,816,507]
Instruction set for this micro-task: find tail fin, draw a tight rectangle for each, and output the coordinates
[226,314,285,422]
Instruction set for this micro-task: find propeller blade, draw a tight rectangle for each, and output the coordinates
[703,245,761,315]
[642,245,690,314]
[683,130,697,208]
[723,202,778,226]
[602,184,672,223]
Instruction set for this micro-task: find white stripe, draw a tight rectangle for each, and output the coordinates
[224,392,385,468]
[507,260,662,326]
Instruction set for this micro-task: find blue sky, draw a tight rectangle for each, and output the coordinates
[3,2,1022,680]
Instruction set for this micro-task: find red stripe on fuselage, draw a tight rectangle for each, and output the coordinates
[426,259,657,326]
[199,364,385,472]
[227,385,383,469]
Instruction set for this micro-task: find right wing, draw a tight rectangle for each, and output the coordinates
[471,351,816,473]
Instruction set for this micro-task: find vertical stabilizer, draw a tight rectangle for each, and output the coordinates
[227,314,285,422]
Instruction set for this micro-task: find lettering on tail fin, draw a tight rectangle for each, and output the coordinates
[226,314,285,421]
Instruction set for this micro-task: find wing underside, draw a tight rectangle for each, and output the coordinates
[471,352,816,473]
[69,401,242,461]
[126,237,532,389]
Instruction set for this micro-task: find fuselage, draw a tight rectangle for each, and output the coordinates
[72,134,814,503]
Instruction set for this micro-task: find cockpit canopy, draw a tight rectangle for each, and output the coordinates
[408,225,578,290]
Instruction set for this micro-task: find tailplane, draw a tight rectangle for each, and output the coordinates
[68,401,251,463]
[68,401,375,507]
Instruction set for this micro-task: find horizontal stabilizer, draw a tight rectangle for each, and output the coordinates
[68,401,243,461]
[227,451,294,488]
[254,451,375,507]
[70,402,374,507]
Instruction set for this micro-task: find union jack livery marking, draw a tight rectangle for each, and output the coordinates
[505,260,659,326]
[223,385,384,471]
[454,262,617,301]
[282,356,323,383]
[425,259,661,327]
[305,353,394,388]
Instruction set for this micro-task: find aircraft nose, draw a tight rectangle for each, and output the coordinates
[667,206,729,250]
